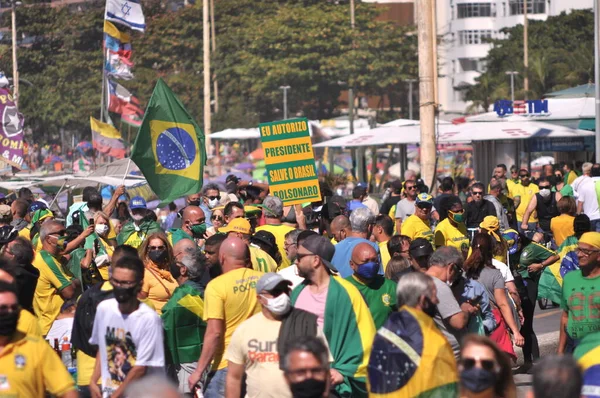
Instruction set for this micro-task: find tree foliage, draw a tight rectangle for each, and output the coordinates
[465,9,594,112]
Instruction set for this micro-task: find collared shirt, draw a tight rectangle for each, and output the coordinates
[0,332,76,398]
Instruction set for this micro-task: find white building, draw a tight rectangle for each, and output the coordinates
[437,0,593,115]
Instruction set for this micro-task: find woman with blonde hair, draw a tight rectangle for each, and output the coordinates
[138,232,177,314]
[459,334,516,398]
[89,211,117,281]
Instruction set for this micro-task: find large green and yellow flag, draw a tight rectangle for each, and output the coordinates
[131,79,206,204]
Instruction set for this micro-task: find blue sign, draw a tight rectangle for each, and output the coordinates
[494,99,549,117]
[528,137,584,152]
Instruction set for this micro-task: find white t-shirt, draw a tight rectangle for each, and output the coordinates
[278,264,304,289]
[90,299,165,398]
[46,317,74,344]
[576,177,600,221]
[491,259,515,283]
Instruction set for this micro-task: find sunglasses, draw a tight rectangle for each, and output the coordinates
[206,195,221,201]
[460,357,496,372]
[211,215,223,221]
[406,186,416,190]
[471,191,483,196]
[148,245,166,251]
[539,185,551,190]
[519,175,529,179]
[296,252,316,261]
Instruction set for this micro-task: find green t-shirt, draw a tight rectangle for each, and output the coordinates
[345,274,397,330]
[560,270,600,340]
[518,242,556,279]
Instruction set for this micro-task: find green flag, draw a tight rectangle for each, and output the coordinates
[131,79,206,204]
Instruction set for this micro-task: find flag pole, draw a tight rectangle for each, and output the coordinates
[100,50,106,122]
[122,158,132,185]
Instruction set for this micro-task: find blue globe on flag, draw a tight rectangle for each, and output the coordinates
[155,127,196,170]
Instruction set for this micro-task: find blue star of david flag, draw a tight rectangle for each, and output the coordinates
[105,0,146,32]
[131,79,206,204]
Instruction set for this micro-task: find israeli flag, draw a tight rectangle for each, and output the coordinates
[105,0,145,32]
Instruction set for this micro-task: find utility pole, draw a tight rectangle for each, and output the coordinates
[431,3,438,105]
[210,0,218,113]
[523,0,529,95]
[203,0,211,154]
[279,86,290,119]
[594,0,600,162]
[11,0,19,106]
[505,71,518,103]
[407,79,417,120]
[416,0,436,191]
[349,0,359,179]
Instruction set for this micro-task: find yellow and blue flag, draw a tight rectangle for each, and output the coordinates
[574,332,600,398]
[131,79,206,205]
[367,306,458,397]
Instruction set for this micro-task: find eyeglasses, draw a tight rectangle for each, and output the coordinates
[460,357,497,372]
[471,191,483,196]
[284,242,296,249]
[148,245,166,251]
[576,247,600,257]
[211,215,223,221]
[296,252,316,261]
[539,186,551,190]
[519,175,529,179]
[206,195,221,201]
[406,186,416,190]
[0,303,20,314]
[109,277,138,288]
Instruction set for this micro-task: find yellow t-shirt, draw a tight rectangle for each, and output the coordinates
[0,332,76,398]
[18,226,30,240]
[77,349,96,386]
[434,218,469,253]
[32,251,73,335]
[378,240,391,272]
[123,231,145,249]
[226,312,292,398]
[17,309,42,337]
[551,214,575,247]
[566,170,578,185]
[203,267,263,370]
[402,215,434,244]
[141,268,179,315]
[250,246,278,273]
[255,224,295,270]
[512,183,539,222]
[506,179,518,198]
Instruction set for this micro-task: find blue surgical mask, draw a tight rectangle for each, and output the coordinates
[356,261,380,280]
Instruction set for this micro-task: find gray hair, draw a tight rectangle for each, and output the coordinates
[285,228,302,245]
[396,272,435,307]
[124,375,179,398]
[39,220,62,242]
[262,195,284,218]
[202,183,220,195]
[180,249,207,281]
[428,246,463,268]
[350,207,375,233]
[282,335,330,372]
[404,169,417,180]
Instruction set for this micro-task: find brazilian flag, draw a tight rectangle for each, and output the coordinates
[131,79,206,205]
[574,332,600,397]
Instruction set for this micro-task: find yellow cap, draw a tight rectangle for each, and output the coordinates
[219,217,251,235]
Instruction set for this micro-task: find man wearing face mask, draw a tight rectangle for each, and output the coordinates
[425,247,477,359]
[225,273,326,398]
[89,256,165,398]
[521,176,561,235]
[117,197,161,248]
[0,281,78,398]
[167,205,207,247]
[368,272,459,397]
[434,196,469,257]
[283,336,333,398]
[162,249,208,394]
[200,183,221,228]
[345,243,397,329]
[31,220,80,335]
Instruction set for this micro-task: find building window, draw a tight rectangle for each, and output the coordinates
[458,30,495,45]
[509,0,545,15]
[456,3,495,18]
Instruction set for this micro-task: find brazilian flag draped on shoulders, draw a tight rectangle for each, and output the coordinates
[368,306,458,397]
[538,237,578,304]
[161,283,207,365]
[291,276,376,398]
[574,332,600,398]
[131,78,206,205]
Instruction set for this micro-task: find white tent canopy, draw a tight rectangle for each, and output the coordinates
[0,175,144,191]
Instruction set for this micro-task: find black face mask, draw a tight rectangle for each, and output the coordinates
[148,249,167,264]
[0,311,19,336]
[113,285,138,304]
[188,200,201,207]
[289,378,327,398]
[170,262,182,279]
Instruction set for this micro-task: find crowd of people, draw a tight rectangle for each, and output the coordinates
[0,160,598,398]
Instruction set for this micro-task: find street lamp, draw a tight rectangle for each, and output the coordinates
[279,85,290,120]
[505,71,518,103]
[406,79,417,120]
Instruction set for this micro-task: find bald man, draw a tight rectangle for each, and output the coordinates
[167,206,206,246]
[345,242,397,329]
[330,215,351,243]
[188,237,263,394]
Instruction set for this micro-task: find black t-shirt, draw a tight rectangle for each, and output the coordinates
[380,195,402,215]
[15,263,39,313]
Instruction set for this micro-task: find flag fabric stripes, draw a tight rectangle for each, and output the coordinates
[90,116,126,158]
[105,52,134,80]
[574,332,600,398]
[103,21,132,59]
[105,0,146,32]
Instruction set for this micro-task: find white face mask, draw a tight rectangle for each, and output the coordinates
[539,188,551,198]
[95,224,109,236]
[261,293,291,315]
[208,198,219,209]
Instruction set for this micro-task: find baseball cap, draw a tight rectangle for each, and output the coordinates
[0,205,10,218]
[252,230,277,250]
[416,193,433,206]
[299,234,337,272]
[356,182,368,189]
[256,272,292,293]
[409,238,434,258]
[326,195,346,219]
[220,217,251,234]
[226,174,240,184]
[129,196,147,210]
[28,201,47,214]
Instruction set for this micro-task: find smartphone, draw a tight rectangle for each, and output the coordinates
[88,218,94,225]
[470,294,483,306]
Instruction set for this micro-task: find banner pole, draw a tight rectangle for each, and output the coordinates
[122,158,132,185]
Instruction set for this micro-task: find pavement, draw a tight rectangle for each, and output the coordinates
[514,305,562,398]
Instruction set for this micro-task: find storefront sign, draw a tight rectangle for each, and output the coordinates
[494,99,550,117]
